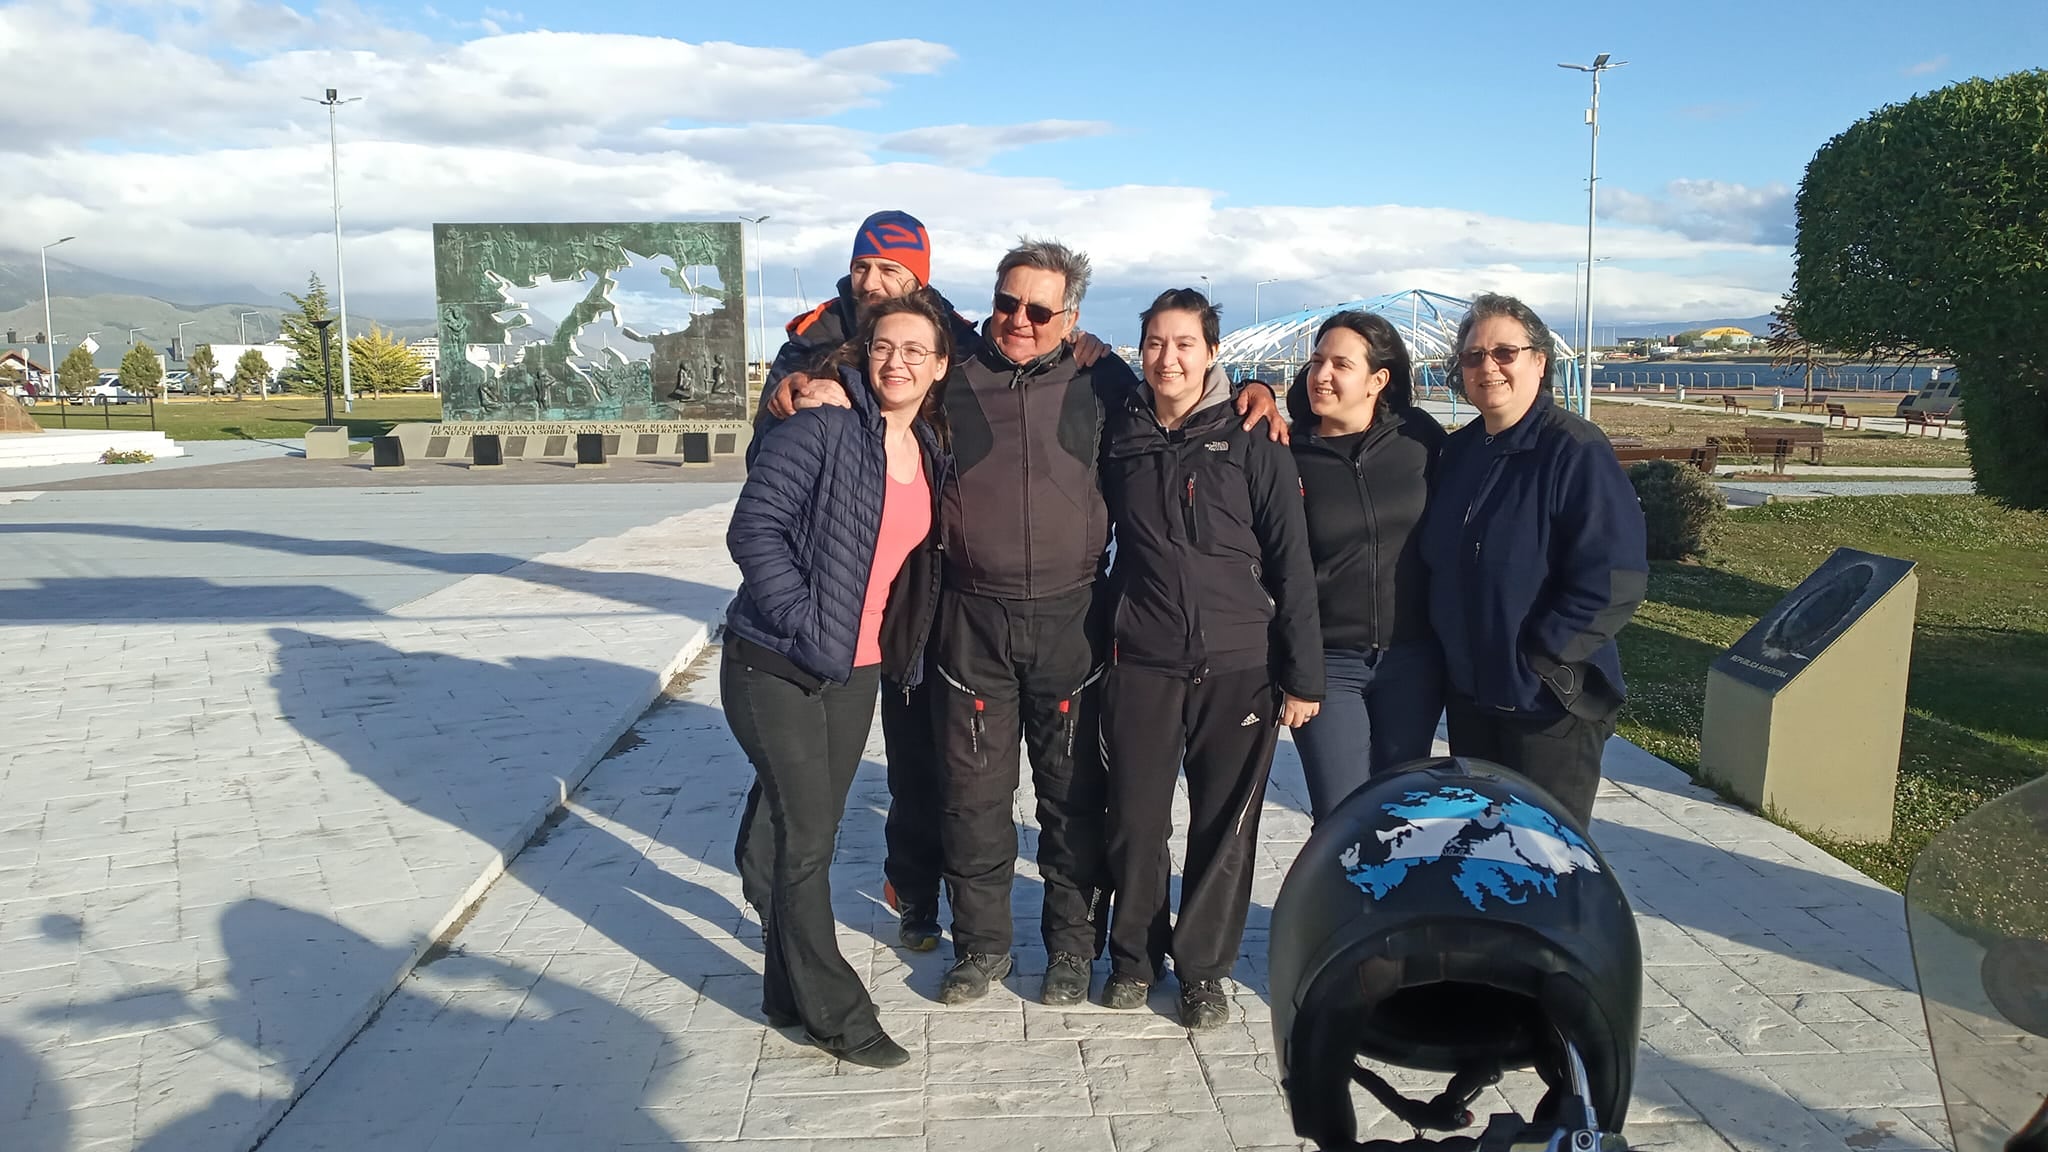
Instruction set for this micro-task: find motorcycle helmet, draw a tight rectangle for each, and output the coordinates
[1269,757,1641,1149]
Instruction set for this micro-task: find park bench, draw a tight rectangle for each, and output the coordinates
[1721,394,1749,413]
[1901,409,1950,437]
[1614,443,1721,474]
[1708,426,1827,474]
[1791,393,1831,413]
[1825,403,1863,429]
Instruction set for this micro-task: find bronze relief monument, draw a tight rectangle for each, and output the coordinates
[401,221,750,464]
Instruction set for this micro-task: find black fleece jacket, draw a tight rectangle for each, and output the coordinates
[1102,370,1324,701]
[1289,405,1446,651]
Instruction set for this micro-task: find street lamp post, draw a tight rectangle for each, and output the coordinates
[40,236,73,396]
[1199,275,1212,303]
[307,88,361,413]
[739,214,771,381]
[1254,278,1281,324]
[314,318,336,425]
[238,312,260,344]
[1571,257,1612,380]
[128,328,147,346]
[1560,52,1625,419]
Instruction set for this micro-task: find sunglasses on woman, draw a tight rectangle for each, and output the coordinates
[992,292,1069,327]
[1457,344,1538,369]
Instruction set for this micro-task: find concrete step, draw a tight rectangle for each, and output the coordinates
[0,428,184,468]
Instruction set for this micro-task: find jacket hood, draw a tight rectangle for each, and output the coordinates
[1137,363,1234,428]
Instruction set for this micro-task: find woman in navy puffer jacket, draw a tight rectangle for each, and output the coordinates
[722,291,951,1070]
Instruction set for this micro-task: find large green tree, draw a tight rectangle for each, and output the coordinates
[118,343,165,397]
[276,273,344,395]
[1789,68,2048,507]
[57,345,97,396]
[347,326,426,397]
[230,349,272,398]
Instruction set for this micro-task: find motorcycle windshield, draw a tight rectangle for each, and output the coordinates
[1906,774,2048,1152]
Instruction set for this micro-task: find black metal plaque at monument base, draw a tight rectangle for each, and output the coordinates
[1713,547,1917,692]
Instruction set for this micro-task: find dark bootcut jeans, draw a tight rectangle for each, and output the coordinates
[736,678,944,915]
[1289,641,1447,822]
[931,584,1109,960]
[721,651,884,1052]
[1443,694,1615,826]
[1102,664,1280,985]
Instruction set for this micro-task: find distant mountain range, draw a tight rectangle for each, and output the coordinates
[1593,315,1776,340]
[0,250,435,367]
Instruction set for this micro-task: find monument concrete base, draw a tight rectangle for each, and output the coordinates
[391,421,750,466]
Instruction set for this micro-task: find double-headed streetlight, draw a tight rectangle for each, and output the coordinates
[40,236,73,392]
[1560,51,1625,418]
[739,214,771,377]
[306,88,361,412]
[1254,278,1282,324]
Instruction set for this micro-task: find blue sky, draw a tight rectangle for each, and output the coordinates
[8,0,2045,347]
[448,0,2040,224]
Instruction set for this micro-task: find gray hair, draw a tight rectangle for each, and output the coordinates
[1448,292,1558,397]
[996,237,1092,312]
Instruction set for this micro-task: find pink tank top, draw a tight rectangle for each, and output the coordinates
[856,458,932,667]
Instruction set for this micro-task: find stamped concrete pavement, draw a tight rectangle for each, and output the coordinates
[262,637,1950,1152]
[0,481,741,1151]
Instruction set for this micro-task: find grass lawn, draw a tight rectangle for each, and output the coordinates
[1590,399,1970,468]
[30,395,443,441]
[1617,495,2048,902]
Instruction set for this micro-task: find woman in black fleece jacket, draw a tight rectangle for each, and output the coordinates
[1098,288,1323,1029]
[1286,311,1447,821]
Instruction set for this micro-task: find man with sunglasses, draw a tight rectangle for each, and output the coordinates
[742,213,1126,956]
[927,240,1284,1010]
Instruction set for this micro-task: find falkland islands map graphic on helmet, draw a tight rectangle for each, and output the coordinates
[1339,785,1601,911]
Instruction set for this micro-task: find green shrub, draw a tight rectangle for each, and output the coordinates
[98,448,155,465]
[1629,459,1725,561]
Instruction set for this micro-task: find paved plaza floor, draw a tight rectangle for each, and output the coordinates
[0,460,1954,1152]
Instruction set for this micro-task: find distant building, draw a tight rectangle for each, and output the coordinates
[204,343,298,388]
[1696,326,1756,349]
[0,349,51,392]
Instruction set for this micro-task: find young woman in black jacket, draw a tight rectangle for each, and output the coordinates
[722,292,952,1068]
[1098,288,1324,1028]
[1286,312,1448,821]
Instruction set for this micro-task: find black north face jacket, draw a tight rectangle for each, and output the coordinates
[1101,369,1325,701]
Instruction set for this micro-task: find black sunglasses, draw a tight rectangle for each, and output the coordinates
[1457,344,1539,369]
[992,291,1069,326]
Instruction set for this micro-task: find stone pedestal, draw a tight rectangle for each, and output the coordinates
[1700,548,1919,842]
[304,426,349,459]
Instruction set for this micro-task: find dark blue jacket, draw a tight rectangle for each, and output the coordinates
[725,365,946,688]
[1418,393,1648,720]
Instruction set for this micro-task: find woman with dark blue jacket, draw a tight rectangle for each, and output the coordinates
[722,292,952,1069]
[1418,293,1648,825]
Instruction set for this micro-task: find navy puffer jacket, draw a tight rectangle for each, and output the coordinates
[725,364,945,686]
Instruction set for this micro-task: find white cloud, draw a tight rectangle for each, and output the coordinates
[1903,54,1949,77]
[880,119,1114,167]
[0,1,1792,341]
[1602,179,1795,245]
